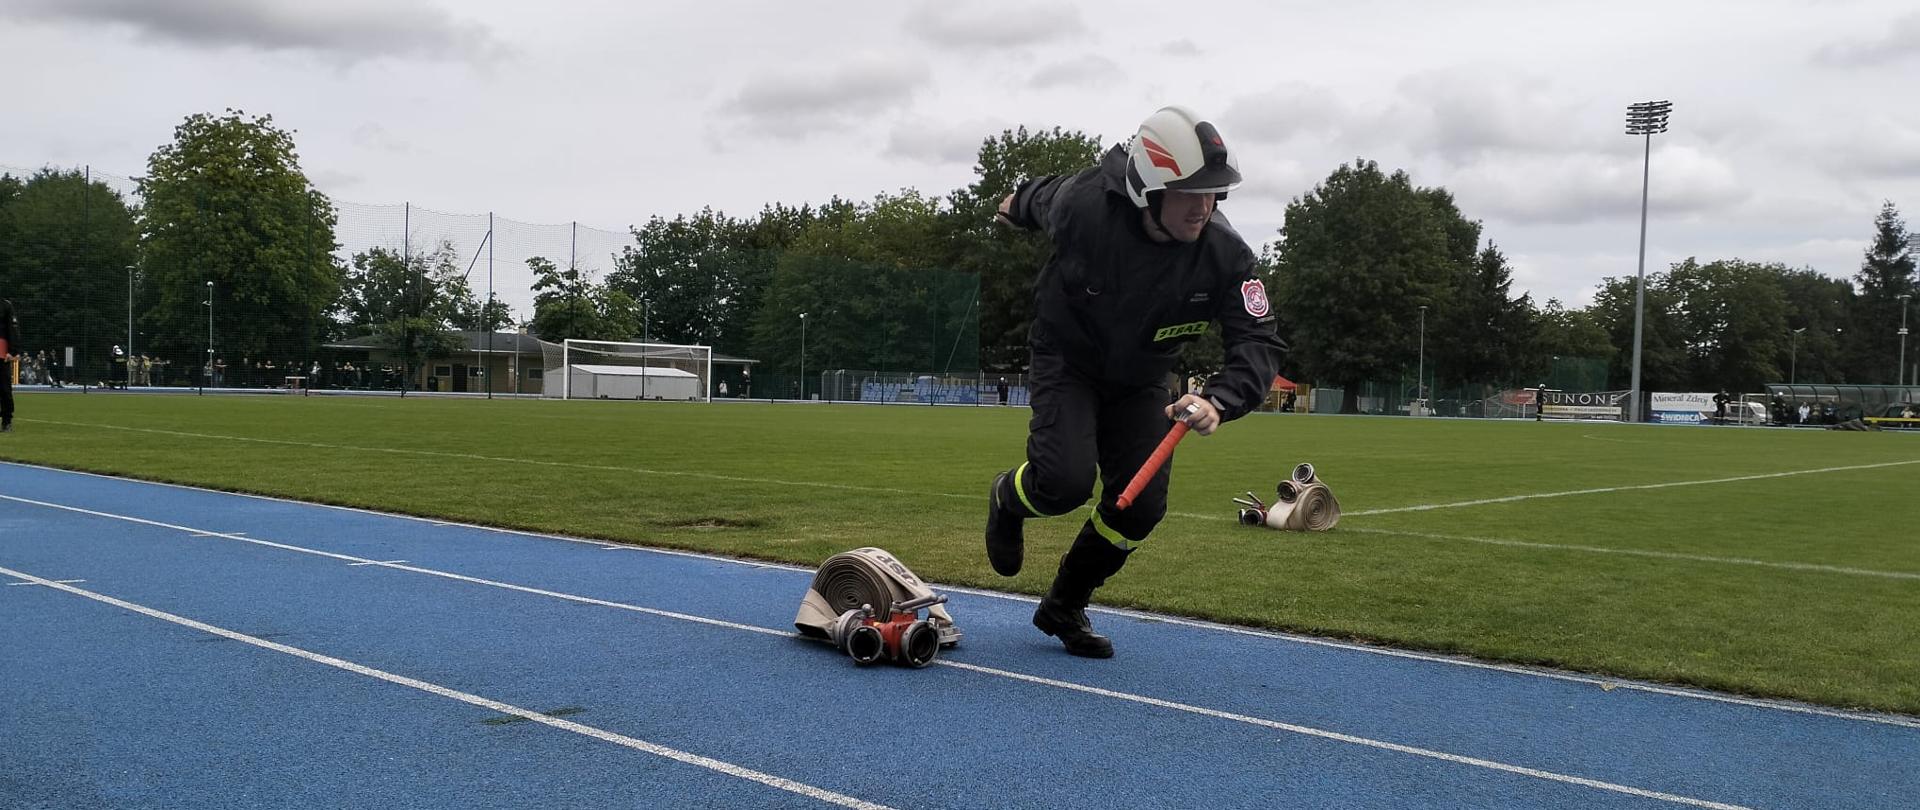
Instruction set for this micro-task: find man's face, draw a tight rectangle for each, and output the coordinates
[1157,191,1216,242]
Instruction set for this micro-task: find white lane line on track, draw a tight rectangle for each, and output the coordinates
[0,494,790,640]
[5,464,1918,731]
[1344,527,1920,581]
[938,659,1753,810]
[8,578,85,586]
[1346,458,1920,516]
[0,564,894,810]
[0,498,1771,807]
[347,560,407,566]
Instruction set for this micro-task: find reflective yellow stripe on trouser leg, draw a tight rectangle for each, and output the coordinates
[1089,507,1136,551]
[1013,462,1059,518]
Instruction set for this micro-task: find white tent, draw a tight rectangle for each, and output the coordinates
[567,364,700,400]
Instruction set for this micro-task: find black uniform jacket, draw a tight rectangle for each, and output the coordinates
[1004,145,1287,421]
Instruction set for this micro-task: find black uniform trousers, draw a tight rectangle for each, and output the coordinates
[1,360,12,425]
[1013,352,1175,548]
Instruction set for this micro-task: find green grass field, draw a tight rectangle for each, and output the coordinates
[5,392,1918,714]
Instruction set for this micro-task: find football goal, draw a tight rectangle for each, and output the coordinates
[539,339,713,401]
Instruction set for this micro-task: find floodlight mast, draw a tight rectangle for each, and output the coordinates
[1624,100,1671,423]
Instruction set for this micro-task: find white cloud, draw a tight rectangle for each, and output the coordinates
[1810,118,1920,178]
[886,118,1002,166]
[1392,67,1605,162]
[719,55,931,137]
[1447,145,1747,226]
[902,3,1086,51]
[1,0,508,63]
[1812,10,1920,67]
[1223,84,1349,145]
[1159,39,1200,58]
[1027,55,1120,90]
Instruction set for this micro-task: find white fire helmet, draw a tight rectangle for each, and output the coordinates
[1124,106,1242,209]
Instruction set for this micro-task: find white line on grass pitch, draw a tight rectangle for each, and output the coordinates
[0,500,1794,806]
[29,419,1919,521]
[25,419,968,501]
[0,564,894,810]
[1347,458,1920,516]
[1343,527,1920,580]
[5,463,1918,731]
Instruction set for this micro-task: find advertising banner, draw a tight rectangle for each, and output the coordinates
[1650,392,1715,424]
[1543,390,1629,421]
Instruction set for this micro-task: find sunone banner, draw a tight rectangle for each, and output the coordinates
[1542,390,1630,420]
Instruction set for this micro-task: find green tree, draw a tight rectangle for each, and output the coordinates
[748,191,978,385]
[0,168,139,382]
[1589,273,1688,391]
[1777,267,1853,384]
[528,256,633,343]
[1663,258,1791,391]
[1269,159,1462,412]
[1844,201,1915,383]
[137,110,342,369]
[944,127,1104,372]
[336,241,479,385]
[1429,242,1536,395]
[608,207,770,351]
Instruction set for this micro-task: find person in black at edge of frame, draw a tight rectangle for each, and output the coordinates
[1712,390,1730,423]
[1535,383,1548,422]
[983,106,1285,658]
[996,376,1010,405]
[1,297,19,432]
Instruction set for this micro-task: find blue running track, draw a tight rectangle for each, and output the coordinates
[3,461,1915,809]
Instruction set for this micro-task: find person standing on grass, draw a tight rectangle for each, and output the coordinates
[1,297,20,432]
[983,106,1285,658]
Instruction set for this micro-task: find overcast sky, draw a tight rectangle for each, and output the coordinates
[4,0,1918,320]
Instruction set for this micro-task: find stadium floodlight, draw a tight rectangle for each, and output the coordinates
[1625,100,1671,423]
[1790,327,1806,384]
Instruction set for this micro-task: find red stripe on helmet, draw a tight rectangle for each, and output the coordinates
[1141,137,1182,174]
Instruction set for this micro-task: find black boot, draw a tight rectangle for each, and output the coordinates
[985,470,1026,576]
[1032,527,1132,658]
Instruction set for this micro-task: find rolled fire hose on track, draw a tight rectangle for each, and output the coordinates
[795,547,961,665]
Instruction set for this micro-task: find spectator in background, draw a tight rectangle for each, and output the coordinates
[1797,402,1810,424]
[997,376,1010,405]
[38,350,60,388]
[1535,384,1548,422]
[718,380,729,398]
[1712,390,1729,423]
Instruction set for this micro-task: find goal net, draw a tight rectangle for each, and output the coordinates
[539,339,713,401]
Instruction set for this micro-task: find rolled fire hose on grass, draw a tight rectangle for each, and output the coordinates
[795,548,961,666]
[1234,462,1342,531]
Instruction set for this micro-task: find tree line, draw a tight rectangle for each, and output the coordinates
[1,110,1913,401]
